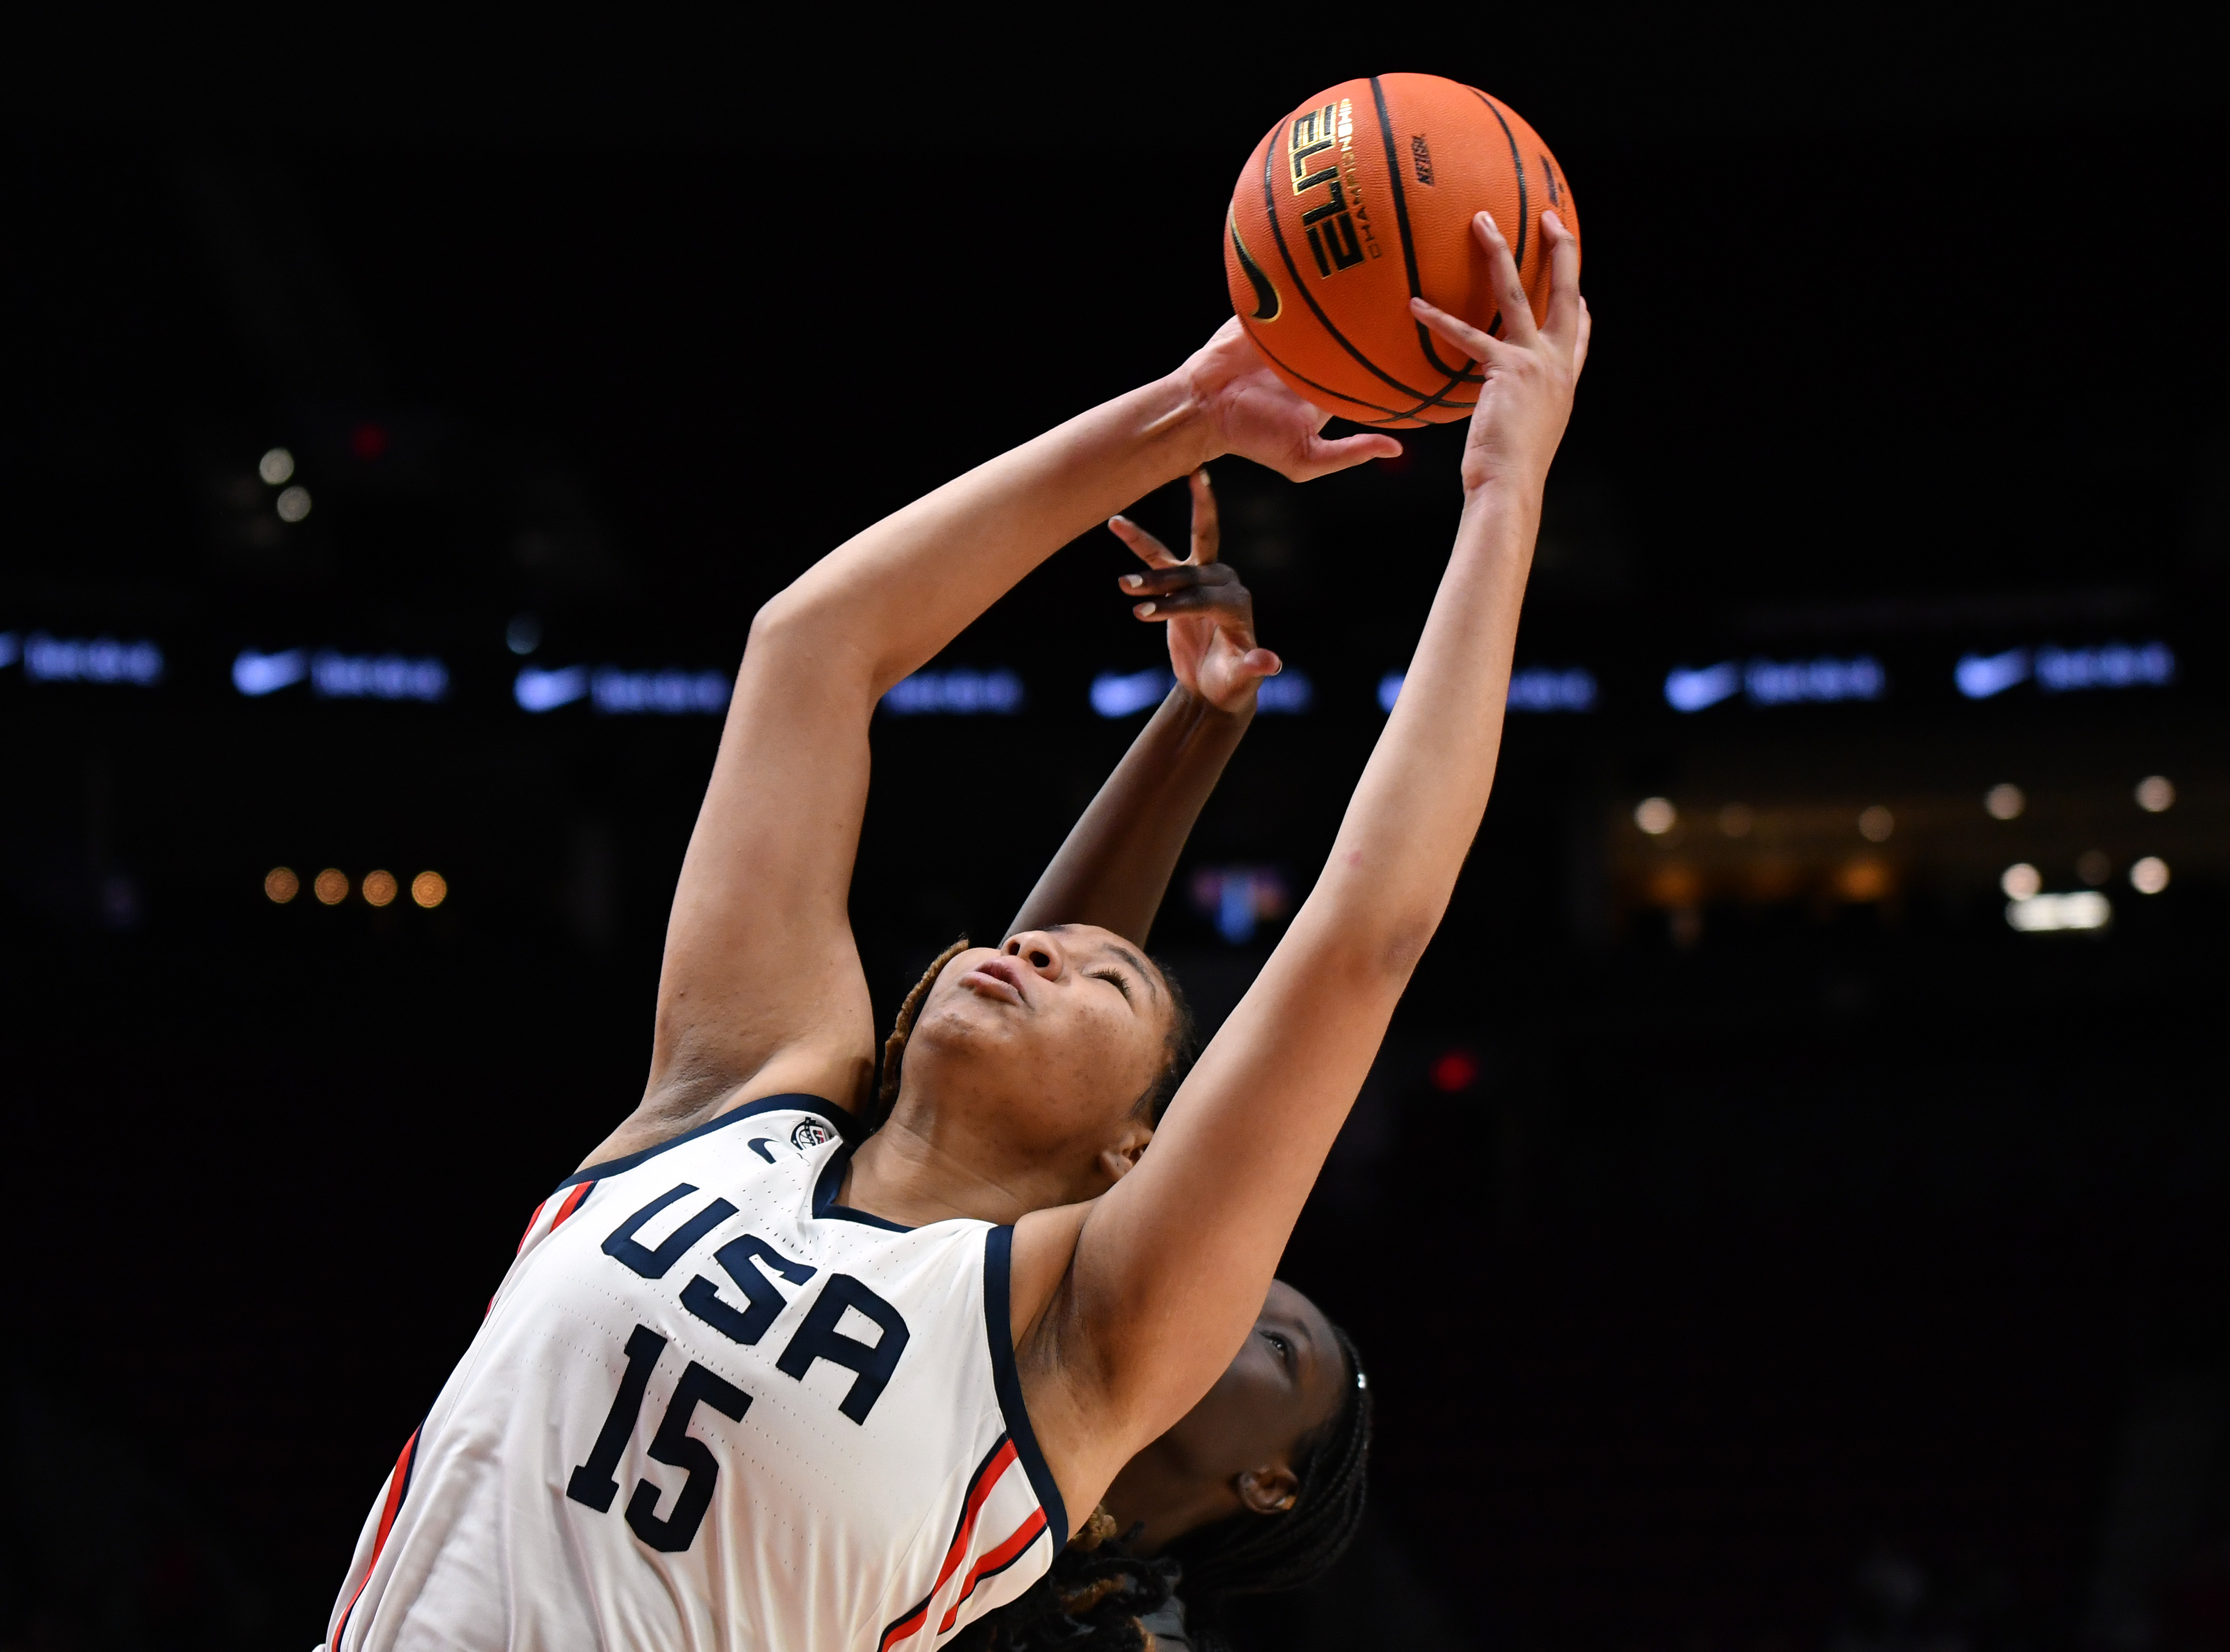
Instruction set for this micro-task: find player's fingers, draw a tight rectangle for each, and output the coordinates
[1187,468,1220,566]
[1297,430,1403,479]
[1572,298,1594,379]
[1539,210,1582,355]
[1130,585,1224,619]
[1118,563,1217,597]
[1237,647,1282,679]
[1411,296,1500,364]
[1108,514,1182,568]
[1472,211,1541,349]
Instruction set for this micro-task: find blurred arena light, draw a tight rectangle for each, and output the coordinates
[1718,802,1754,837]
[411,871,448,909]
[276,485,313,523]
[882,668,1026,716]
[1506,664,1597,713]
[1634,797,1677,836]
[258,447,295,485]
[2006,891,2111,932]
[1376,671,1404,713]
[1664,662,1739,712]
[1429,1049,1481,1093]
[2130,856,2170,895]
[506,614,543,656]
[233,648,308,696]
[362,870,399,908]
[1090,667,1174,718]
[264,867,299,903]
[515,666,588,712]
[1984,783,2026,820]
[0,633,15,669]
[1253,668,1312,715]
[1955,647,2029,699]
[591,666,730,715]
[313,869,350,906]
[1857,806,1895,842]
[1189,866,1290,945]
[2000,863,2042,901]
[2135,775,2175,812]
[1745,655,1886,706]
[2036,641,2174,693]
[23,633,164,685]
[313,651,448,703]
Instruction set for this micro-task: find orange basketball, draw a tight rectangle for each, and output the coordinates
[1224,73,1581,428]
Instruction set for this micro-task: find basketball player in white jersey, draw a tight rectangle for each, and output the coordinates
[322,206,1583,1650]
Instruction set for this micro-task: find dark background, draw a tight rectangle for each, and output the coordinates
[3,12,2226,1650]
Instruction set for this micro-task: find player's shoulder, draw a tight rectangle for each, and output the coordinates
[560,1092,855,1192]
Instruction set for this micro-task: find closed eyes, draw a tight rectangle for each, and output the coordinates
[1086,968,1133,1001]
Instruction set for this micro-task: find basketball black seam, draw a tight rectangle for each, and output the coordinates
[1238,316,1415,422]
[1371,75,1470,379]
[1465,87,1529,275]
[1258,109,1435,401]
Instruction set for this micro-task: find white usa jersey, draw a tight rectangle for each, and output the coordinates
[320,1096,1065,1651]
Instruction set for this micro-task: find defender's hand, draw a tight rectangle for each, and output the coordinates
[1179,319,1403,483]
[1108,468,1279,714]
[1409,209,1589,498]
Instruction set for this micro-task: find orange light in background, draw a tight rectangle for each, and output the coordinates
[1985,784,2025,820]
[1858,806,1894,843]
[1718,802,1754,838]
[363,869,399,907]
[265,867,299,903]
[412,870,448,909]
[1837,858,1892,901]
[314,868,349,905]
[1645,865,1700,908]
[1634,797,1677,836]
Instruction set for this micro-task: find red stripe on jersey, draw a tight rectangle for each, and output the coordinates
[937,1508,1050,1633]
[516,1199,548,1254]
[330,1427,421,1647]
[877,1437,1020,1651]
[551,1180,595,1230]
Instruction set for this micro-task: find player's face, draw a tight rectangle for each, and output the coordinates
[900,924,1176,1164]
[1109,1280,1348,1531]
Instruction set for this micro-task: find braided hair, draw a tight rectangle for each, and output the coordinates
[1160,1322,1373,1652]
[965,1324,1373,1652]
[869,936,1199,1136]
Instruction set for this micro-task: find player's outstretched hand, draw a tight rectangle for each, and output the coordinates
[1108,467,1279,714]
[1409,208,1590,498]
[1181,318,1404,483]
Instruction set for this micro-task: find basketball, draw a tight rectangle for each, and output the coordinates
[1223,72,1581,428]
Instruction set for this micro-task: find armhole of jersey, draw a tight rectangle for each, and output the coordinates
[981,1225,1069,1552]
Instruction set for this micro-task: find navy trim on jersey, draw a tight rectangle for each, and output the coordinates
[554,1094,855,1193]
[812,1139,916,1232]
[982,1225,1068,1551]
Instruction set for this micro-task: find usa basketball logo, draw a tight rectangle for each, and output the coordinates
[791,1120,834,1150]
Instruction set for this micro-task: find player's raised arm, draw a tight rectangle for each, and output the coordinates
[1007,469,1275,945]
[1014,209,1590,1508]
[590,335,1399,1168]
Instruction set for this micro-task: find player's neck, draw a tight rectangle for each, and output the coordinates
[839,1114,1080,1229]
[1101,1448,1238,1557]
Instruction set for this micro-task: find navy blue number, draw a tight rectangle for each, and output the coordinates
[775,1273,911,1424]
[602,1183,738,1279]
[566,1324,666,1513]
[682,1235,817,1346]
[625,1361,753,1553]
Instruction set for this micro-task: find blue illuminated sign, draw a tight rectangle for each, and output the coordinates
[882,668,1025,715]
[1666,656,1884,712]
[1090,667,1175,718]
[590,667,730,715]
[234,649,309,696]
[311,650,448,702]
[1255,668,1313,714]
[1954,641,2175,700]
[1380,666,1598,714]
[20,633,165,686]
